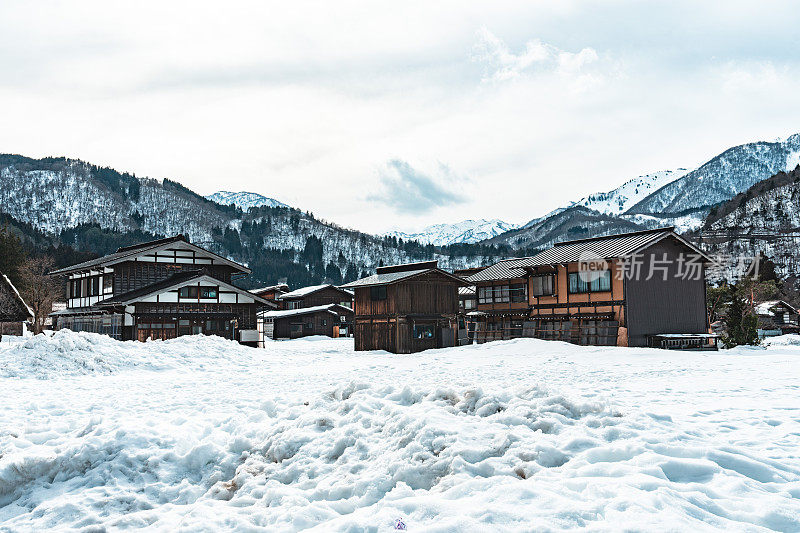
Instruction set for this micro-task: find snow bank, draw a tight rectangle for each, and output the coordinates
[762,334,800,347]
[0,329,257,379]
[1,334,800,530]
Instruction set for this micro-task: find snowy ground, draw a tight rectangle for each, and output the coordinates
[1,332,800,532]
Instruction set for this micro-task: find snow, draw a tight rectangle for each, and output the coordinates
[206,190,289,211]
[2,331,800,531]
[386,219,520,246]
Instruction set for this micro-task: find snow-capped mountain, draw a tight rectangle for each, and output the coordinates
[206,191,288,211]
[0,155,501,288]
[491,133,800,250]
[573,169,691,215]
[629,134,800,215]
[386,219,520,246]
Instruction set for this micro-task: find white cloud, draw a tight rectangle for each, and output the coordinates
[0,1,799,234]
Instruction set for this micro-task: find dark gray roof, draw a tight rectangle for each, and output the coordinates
[524,227,677,267]
[467,228,709,282]
[340,268,466,289]
[465,257,532,282]
[50,236,250,275]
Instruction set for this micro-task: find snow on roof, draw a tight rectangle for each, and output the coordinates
[278,284,335,299]
[260,303,352,319]
[1,273,33,318]
[249,284,289,294]
[755,300,797,315]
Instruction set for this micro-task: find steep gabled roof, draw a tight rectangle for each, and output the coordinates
[50,235,251,275]
[467,228,711,282]
[259,303,353,319]
[96,271,273,307]
[755,300,797,315]
[0,272,33,320]
[278,284,353,300]
[340,267,467,289]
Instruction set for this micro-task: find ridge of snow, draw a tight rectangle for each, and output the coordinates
[386,219,520,246]
[205,191,288,211]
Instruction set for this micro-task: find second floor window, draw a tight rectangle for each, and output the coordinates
[179,286,218,299]
[568,270,611,294]
[532,274,555,297]
[510,283,527,303]
[478,285,510,304]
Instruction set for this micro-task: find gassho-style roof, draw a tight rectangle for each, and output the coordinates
[94,270,273,307]
[468,227,711,282]
[50,235,251,276]
[259,303,353,319]
[249,283,289,295]
[755,300,797,315]
[340,261,467,289]
[278,284,353,300]
[1,272,34,320]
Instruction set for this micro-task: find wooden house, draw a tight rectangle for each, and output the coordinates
[0,272,33,340]
[258,304,354,343]
[755,300,799,338]
[467,227,711,347]
[249,283,289,307]
[341,261,466,353]
[49,235,274,345]
[277,284,354,310]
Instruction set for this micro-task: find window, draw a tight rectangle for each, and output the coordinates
[591,270,611,292]
[568,271,611,294]
[322,319,327,326]
[510,283,527,303]
[478,285,510,304]
[205,320,217,331]
[200,287,217,299]
[370,286,387,301]
[413,324,435,339]
[340,315,347,322]
[478,286,491,304]
[179,286,197,299]
[532,274,555,297]
[286,301,302,310]
[87,276,100,296]
[464,299,475,310]
[306,321,314,329]
[103,275,113,294]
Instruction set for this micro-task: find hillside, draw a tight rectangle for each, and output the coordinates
[205,191,289,211]
[700,165,800,276]
[629,134,800,215]
[0,155,519,288]
[385,219,519,246]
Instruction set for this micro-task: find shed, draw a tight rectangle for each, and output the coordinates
[341,261,467,353]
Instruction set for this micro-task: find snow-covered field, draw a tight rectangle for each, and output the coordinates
[1,331,800,532]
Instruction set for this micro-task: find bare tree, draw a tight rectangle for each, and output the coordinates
[18,256,59,334]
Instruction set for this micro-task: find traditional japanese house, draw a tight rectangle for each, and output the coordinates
[467,227,711,347]
[49,235,273,345]
[0,272,33,339]
[755,300,799,338]
[249,283,289,307]
[258,304,354,344]
[341,261,467,353]
[277,284,354,310]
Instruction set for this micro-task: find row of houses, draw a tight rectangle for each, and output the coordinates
[19,227,795,351]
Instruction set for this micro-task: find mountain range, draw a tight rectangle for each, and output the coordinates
[205,191,288,211]
[385,219,519,246]
[2,133,800,286]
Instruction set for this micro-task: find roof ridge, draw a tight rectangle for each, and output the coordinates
[553,226,674,247]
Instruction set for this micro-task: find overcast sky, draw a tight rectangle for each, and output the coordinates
[1,1,799,234]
